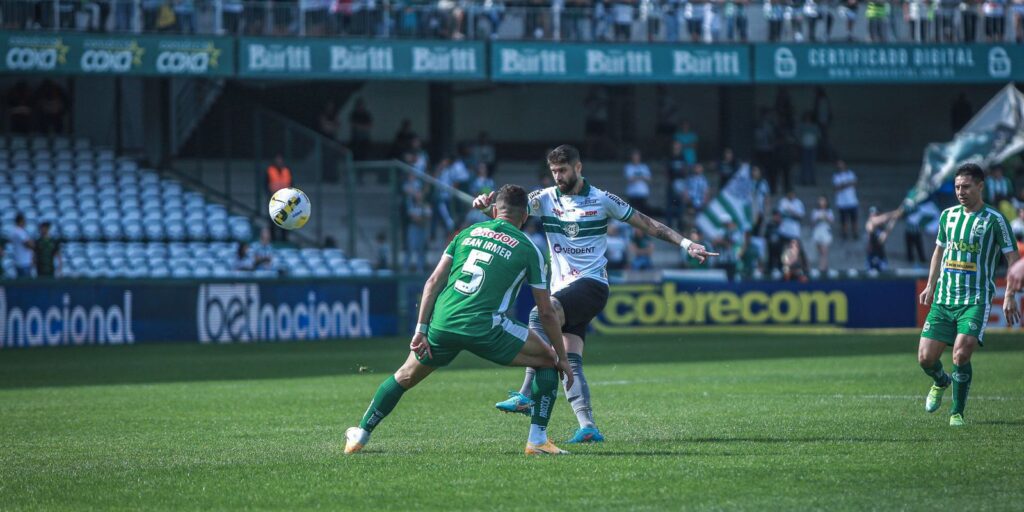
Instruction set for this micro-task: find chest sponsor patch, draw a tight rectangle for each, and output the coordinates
[944,260,977,274]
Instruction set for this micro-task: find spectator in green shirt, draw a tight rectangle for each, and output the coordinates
[34,221,60,278]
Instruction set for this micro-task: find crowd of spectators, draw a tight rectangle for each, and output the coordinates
[9,0,1024,43]
[393,127,498,273]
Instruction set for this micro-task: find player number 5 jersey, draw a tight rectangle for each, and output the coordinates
[528,179,635,292]
[933,204,1015,306]
[431,218,548,336]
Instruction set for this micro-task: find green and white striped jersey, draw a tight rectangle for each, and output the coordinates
[933,204,1015,306]
[528,179,635,292]
[431,218,548,336]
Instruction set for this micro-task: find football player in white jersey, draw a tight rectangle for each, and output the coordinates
[473,145,716,443]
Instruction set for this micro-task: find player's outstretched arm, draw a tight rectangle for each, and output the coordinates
[530,287,573,390]
[472,191,497,218]
[919,244,944,306]
[626,210,718,263]
[1002,251,1021,326]
[410,255,453,360]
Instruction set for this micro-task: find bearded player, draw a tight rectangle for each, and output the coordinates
[918,163,1019,426]
[472,145,716,443]
[344,185,574,455]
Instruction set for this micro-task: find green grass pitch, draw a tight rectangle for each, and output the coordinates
[1,332,1022,510]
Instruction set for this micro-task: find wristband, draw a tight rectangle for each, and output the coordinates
[415,323,429,334]
[680,238,693,250]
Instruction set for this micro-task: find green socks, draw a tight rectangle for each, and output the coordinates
[923,360,951,387]
[530,367,559,429]
[951,362,972,416]
[359,375,407,432]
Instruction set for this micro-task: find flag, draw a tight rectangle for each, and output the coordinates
[905,84,1024,209]
[696,163,753,240]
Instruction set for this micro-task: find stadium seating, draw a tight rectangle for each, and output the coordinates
[0,135,377,279]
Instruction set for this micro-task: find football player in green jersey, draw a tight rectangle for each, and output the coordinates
[918,164,1020,426]
[344,185,575,455]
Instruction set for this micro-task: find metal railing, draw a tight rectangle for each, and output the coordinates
[169,77,224,157]
[7,0,1024,44]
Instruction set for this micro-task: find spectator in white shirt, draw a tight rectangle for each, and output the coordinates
[684,163,710,213]
[832,160,859,240]
[624,149,653,214]
[9,213,34,278]
[777,190,805,242]
[810,195,834,272]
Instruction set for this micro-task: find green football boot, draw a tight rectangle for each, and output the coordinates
[925,384,947,413]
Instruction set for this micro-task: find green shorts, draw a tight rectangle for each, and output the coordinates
[417,317,529,368]
[921,303,990,346]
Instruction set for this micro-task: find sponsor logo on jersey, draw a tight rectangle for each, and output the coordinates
[552,243,595,255]
[581,210,599,217]
[606,193,629,208]
[923,321,931,332]
[968,321,978,331]
[944,260,978,274]
[563,222,580,237]
[950,241,981,254]
[972,221,987,237]
[530,196,541,213]
[552,208,565,216]
[468,227,520,246]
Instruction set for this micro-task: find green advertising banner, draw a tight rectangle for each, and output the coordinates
[755,44,1024,83]
[0,32,234,76]
[238,38,485,80]
[491,42,750,83]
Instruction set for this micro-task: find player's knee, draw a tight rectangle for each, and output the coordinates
[917,351,935,367]
[393,366,419,389]
[952,349,971,366]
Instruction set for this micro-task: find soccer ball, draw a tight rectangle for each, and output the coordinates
[268,187,311,230]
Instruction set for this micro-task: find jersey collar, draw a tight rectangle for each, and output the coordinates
[554,178,592,199]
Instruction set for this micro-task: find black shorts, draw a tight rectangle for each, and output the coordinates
[552,277,610,341]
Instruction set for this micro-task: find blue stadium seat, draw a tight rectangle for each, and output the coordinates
[165,222,186,242]
[143,222,164,241]
[168,243,189,259]
[145,242,167,259]
[148,265,170,278]
[187,223,206,240]
[207,221,229,242]
[60,221,81,241]
[229,217,252,242]
[123,222,144,242]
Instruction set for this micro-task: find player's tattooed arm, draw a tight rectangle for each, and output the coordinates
[626,210,718,263]
[628,211,683,245]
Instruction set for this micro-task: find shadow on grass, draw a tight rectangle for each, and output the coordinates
[1,333,1021,390]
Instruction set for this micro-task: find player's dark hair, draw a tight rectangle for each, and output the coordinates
[547,145,580,167]
[495,184,528,217]
[955,163,985,183]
